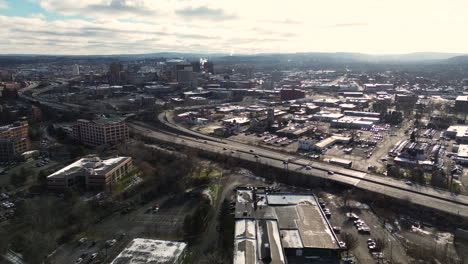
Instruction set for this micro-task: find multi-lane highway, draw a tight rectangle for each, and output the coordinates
[131,111,468,218]
[18,82,468,218]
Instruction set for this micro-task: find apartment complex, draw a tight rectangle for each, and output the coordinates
[0,121,31,161]
[72,117,129,146]
[234,188,342,264]
[47,156,132,191]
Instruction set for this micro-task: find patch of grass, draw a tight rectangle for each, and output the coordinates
[192,166,222,180]
[424,174,431,184]
[208,181,222,205]
[191,166,223,206]
[112,168,140,195]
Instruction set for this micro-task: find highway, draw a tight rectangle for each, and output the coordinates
[18,81,468,218]
[129,111,468,218]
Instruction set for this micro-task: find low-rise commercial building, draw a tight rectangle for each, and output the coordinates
[395,94,418,105]
[111,238,187,264]
[364,83,394,92]
[312,98,342,107]
[223,117,251,126]
[276,125,314,138]
[343,111,380,119]
[47,156,132,191]
[298,138,318,151]
[331,116,379,129]
[389,140,444,170]
[446,126,468,144]
[314,136,351,151]
[341,92,364,97]
[339,104,357,111]
[311,112,344,122]
[455,144,468,165]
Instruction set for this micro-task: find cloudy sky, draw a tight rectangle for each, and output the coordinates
[0,0,467,55]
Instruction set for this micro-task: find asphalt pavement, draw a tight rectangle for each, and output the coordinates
[129,119,468,219]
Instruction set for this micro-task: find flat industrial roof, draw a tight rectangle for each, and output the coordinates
[234,191,341,263]
[458,144,468,158]
[111,238,186,264]
[315,136,351,149]
[447,126,468,137]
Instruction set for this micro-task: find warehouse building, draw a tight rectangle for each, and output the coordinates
[234,188,342,264]
[311,112,344,122]
[343,111,380,119]
[331,116,379,129]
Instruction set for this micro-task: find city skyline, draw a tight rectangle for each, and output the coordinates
[1,0,468,55]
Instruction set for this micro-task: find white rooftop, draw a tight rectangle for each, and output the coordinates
[458,144,468,158]
[447,126,468,138]
[111,238,187,264]
[47,157,129,179]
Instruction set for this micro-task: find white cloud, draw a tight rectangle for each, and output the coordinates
[30,13,46,19]
[0,0,467,54]
[0,0,8,9]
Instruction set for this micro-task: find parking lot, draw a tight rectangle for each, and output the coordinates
[0,192,15,225]
[48,195,199,264]
[319,192,410,264]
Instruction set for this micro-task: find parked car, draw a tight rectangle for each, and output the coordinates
[90,252,98,260]
[332,226,341,234]
[75,258,83,264]
[78,237,87,244]
[354,219,365,226]
[358,226,371,234]
[339,241,347,249]
[105,239,116,248]
[346,213,359,220]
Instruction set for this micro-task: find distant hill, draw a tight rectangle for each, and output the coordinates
[374,52,465,62]
[446,55,468,64]
[0,51,467,65]
[211,52,468,65]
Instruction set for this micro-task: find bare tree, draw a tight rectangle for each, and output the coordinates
[374,237,388,251]
[341,232,358,257]
[198,253,225,264]
[342,189,353,212]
